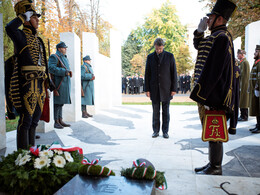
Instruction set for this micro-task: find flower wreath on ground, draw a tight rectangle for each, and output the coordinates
[0,142,114,195]
[121,158,167,190]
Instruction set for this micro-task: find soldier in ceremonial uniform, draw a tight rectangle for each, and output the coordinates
[190,0,238,175]
[48,42,72,129]
[81,55,95,118]
[5,0,50,149]
[237,49,250,121]
[249,45,260,133]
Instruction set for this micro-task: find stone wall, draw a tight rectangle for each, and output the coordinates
[0,14,6,149]
[245,20,260,67]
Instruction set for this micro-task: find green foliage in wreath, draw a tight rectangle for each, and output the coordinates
[79,164,115,177]
[121,166,166,188]
[0,147,83,195]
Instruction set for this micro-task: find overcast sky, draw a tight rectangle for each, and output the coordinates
[102,0,208,40]
[78,0,209,41]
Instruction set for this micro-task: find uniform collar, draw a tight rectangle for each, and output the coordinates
[23,25,37,35]
[84,62,91,66]
[56,50,67,58]
[211,25,227,34]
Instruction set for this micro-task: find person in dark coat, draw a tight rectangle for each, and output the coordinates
[180,74,186,94]
[129,76,135,95]
[48,42,72,129]
[122,75,127,94]
[249,45,260,133]
[81,55,95,118]
[5,0,51,149]
[237,49,250,121]
[185,73,191,93]
[139,75,144,93]
[190,0,238,175]
[144,38,177,139]
[134,74,141,94]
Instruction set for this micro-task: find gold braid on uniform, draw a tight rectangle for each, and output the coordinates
[223,31,234,110]
[22,27,46,116]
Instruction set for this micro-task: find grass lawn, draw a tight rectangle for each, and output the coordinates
[6,117,19,132]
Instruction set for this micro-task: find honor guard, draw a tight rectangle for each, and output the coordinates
[249,45,260,133]
[190,0,238,175]
[48,42,72,129]
[5,0,51,149]
[81,55,95,118]
[237,49,250,121]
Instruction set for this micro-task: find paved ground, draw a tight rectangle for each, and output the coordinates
[1,95,260,194]
[122,93,194,103]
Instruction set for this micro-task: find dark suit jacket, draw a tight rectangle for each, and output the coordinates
[144,50,177,102]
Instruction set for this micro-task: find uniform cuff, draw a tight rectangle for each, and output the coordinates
[18,14,26,23]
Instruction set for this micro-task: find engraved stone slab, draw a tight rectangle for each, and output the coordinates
[55,175,155,195]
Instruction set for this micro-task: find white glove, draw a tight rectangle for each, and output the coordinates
[24,11,34,22]
[197,17,208,33]
[254,89,260,97]
[204,105,210,110]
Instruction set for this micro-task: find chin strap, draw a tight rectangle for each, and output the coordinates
[210,15,220,30]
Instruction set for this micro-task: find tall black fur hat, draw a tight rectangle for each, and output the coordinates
[207,0,236,21]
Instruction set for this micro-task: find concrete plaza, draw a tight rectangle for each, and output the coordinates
[1,102,260,194]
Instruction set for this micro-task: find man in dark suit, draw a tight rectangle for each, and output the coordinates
[144,38,177,139]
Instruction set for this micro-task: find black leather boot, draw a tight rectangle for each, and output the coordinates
[196,141,223,175]
[17,128,29,150]
[29,127,36,146]
[194,163,210,172]
[54,120,64,129]
[86,112,93,117]
[82,111,88,118]
[59,118,71,127]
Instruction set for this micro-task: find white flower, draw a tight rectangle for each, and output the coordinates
[54,150,63,155]
[39,150,54,158]
[34,156,51,169]
[19,154,31,166]
[64,152,74,162]
[53,155,66,168]
[15,154,22,166]
[57,150,63,155]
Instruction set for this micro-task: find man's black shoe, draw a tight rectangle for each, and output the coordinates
[249,125,258,131]
[163,133,169,139]
[251,129,260,134]
[194,163,210,172]
[238,117,248,121]
[36,135,40,139]
[152,132,159,138]
[196,165,222,175]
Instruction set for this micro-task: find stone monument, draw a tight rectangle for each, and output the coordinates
[0,13,6,149]
[245,20,260,67]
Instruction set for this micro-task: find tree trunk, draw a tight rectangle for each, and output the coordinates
[54,0,61,23]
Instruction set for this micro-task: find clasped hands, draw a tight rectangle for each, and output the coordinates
[145,91,176,98]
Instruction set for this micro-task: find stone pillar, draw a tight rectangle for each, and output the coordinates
[60,32,81,122]
[0,14,6,149]
[233,37,241,57]
[245,20,260,67]
[110,29,122,106]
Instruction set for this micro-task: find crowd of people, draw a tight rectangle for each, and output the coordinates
[121,75,144,94]
[122,73,191,94]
